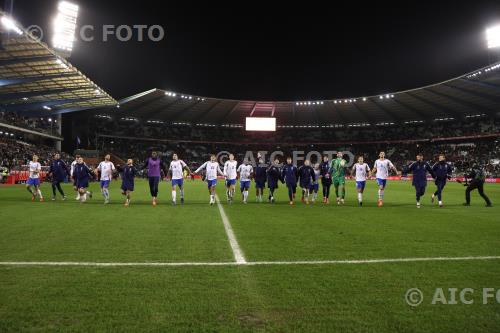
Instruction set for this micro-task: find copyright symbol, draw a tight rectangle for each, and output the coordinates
[405,288,423,307]
[216,151,230,164]
[26,25,43,42]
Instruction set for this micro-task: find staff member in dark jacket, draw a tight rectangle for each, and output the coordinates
[49,153,69,200]
[282,157,299,205]
[266,158,282,203]
[431,154,453,207]
[320,155,332,204]
[254,158,267,203]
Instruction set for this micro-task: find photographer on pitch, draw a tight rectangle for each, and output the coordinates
[461,163,492,207]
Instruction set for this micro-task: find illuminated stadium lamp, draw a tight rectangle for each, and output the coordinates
[362,97,367,101]
[43,106,52,110]
[245,117,276,132]
[52,1,79,54]
[486,25,500,49]
[1,16,23,35]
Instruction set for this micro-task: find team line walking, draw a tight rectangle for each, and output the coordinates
[25,150,493,208]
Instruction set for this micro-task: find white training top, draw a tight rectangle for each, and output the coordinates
[70,160,77,176]
[97,161,116,181]
[374,159,394,180]
[224,160,238,180]
[313,169,321,184]
[196,161,222,181]
[237,164,253,181]
[169,160,187,180]
[354,163,370,181]
[29,161,41,179]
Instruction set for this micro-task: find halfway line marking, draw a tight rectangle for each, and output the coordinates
[1,256,499,267]
[215,194,247,264]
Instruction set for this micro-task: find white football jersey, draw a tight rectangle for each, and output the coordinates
[224,160,238,180]
[196,161,222,181]
[98,161,116,181]
[354,163,369,181]
[374,159,394,180]
[169,160,187,180]
[237,164,253,181]
[29,161,41,179]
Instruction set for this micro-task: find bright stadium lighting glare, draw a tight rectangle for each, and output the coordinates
[53,1,79,53]
[486,24,500,49]
[1,16,23,35]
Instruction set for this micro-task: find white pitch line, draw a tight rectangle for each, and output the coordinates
[215,194,247,264]
[1,256,499,267]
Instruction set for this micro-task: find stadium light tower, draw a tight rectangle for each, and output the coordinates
[52,1,79,57]
[486,24,500,49]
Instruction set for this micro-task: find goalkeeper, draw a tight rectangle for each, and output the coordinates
[330,151,347,205]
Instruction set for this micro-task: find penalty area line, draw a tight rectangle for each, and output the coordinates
[1,256,500,267]
[215,194,247,264]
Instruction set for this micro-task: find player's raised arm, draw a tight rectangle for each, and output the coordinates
[425,161,435,178]
[194,161,207,174]
[389,161,398,174]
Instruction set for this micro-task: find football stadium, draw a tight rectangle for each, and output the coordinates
[1,1,499,332]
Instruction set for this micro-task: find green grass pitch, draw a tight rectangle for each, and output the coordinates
[0,179,499,332]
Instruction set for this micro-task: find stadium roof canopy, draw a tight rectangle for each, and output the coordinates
[109,61,500,127]
[0,12,117,116]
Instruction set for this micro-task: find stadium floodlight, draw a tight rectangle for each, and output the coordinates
[245,117,276,132]
[53,1,79,53]
[486,24,500,49]
[1,16,23,35]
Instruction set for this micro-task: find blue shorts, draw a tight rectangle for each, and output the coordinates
[77,180,89,189]
[100,180,110,188]
[225,179,236,186]
[27,178,40,186]
[207,179,217,188]
[255,180,265,189]
[376,178,387,188]
[240,180,251,190]
[356,181,366,190]
[172,178,184,187]
[310,183,319,192]
[121,182,134,192]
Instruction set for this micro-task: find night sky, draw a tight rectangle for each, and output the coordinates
[4,0,500,101]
